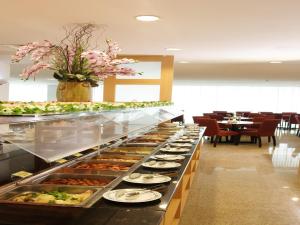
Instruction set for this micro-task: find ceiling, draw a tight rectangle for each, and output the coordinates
[1,0,300,81]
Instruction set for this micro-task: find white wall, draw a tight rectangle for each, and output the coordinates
[0,57,10,101]
[9,82,48,102]
[172,81,300,122]
[47,84,57,101]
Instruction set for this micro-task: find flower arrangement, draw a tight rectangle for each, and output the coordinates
[11,24,139,87]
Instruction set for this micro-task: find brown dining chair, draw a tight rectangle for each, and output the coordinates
[249,113,260,118]
[236,111,251,116]
[193,116,210,124]
[213,111,228,117]
[243,117,265,130]
[195,118,239,147]
[282,112,297,130]
[294,114,300,136]
[239,119,280,147]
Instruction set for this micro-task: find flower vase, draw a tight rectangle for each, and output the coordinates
[56,81,92,102]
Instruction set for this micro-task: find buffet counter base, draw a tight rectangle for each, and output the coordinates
[0,127,204,225]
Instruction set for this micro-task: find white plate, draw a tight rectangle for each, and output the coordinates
[160,148,190,153]
[123,173,171,184]
[103,188,162,203]
[142,161,181,169]
[169,143,192,148]
[151,154,185,161]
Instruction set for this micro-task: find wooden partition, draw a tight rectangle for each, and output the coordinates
[160,141,202,225]
[103,55,174,102]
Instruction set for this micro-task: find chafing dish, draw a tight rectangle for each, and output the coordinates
[104,146,155,155]
[30,173,117,188]
[92,153,143,163]
[56,160,134,175]
[0,185,101,207]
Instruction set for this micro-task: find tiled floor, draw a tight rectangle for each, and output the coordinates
[179,130,300,225]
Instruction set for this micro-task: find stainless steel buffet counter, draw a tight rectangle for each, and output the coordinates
[0,106,204,225]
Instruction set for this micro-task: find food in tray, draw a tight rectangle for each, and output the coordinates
[10,190,93,205]
[41,177,112,186]
[144,134,169,139]
[93,155,142,163]
[129,138,165,143]
[72,162,131,171]
[106,147,153,155]
[145,132,173,136]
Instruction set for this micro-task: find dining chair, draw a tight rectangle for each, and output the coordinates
[259,112,273,115]
[289,114,299,130]
[193,116,210,124]
[249,113,260,118]
[294,114,300,136]
[282,112,297,130]
[244,117,265,130]
[239,119,280,147]
[196,118,239,147]
[236,111,250,116]
[213,111,228,117]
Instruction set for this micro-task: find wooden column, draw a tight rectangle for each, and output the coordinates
[103,55,174,102]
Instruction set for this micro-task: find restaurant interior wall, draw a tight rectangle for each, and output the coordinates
[172,80,300,123]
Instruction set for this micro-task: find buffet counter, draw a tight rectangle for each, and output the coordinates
[0,107,204,225]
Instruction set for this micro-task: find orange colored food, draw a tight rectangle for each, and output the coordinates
[72,162,131,171]
[94,156,140,163]
[42,178,111,186]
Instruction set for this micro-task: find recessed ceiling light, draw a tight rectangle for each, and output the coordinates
[269,61,282,64]
[135,15,160,22]
[166,48,182,51]
[292,197,299,202]
[178,61,190,64]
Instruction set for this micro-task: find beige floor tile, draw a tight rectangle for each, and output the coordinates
[179,132,300,225]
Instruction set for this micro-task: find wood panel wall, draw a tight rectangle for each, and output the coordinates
[103,55,174,102]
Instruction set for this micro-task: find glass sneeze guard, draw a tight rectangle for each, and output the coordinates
[0,107,183,162]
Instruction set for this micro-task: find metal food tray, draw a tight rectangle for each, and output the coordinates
[105,146,155,154]
[92,154,143,163]
[56,160,135,175]
[141,134,170,139]
[29,173,117,188]
[123,142,160,147]
[0,185,101,208]
[129,137,166,142]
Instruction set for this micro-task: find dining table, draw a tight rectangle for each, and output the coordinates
[223,117,253,121]
[218,120,262,144]
[218,120,254,127]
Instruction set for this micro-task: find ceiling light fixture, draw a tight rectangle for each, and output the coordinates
[269,61,282,64]
[166,48,182,51]
[292,197,299,202]
[178,61,190,64]
[135,15,160,22]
